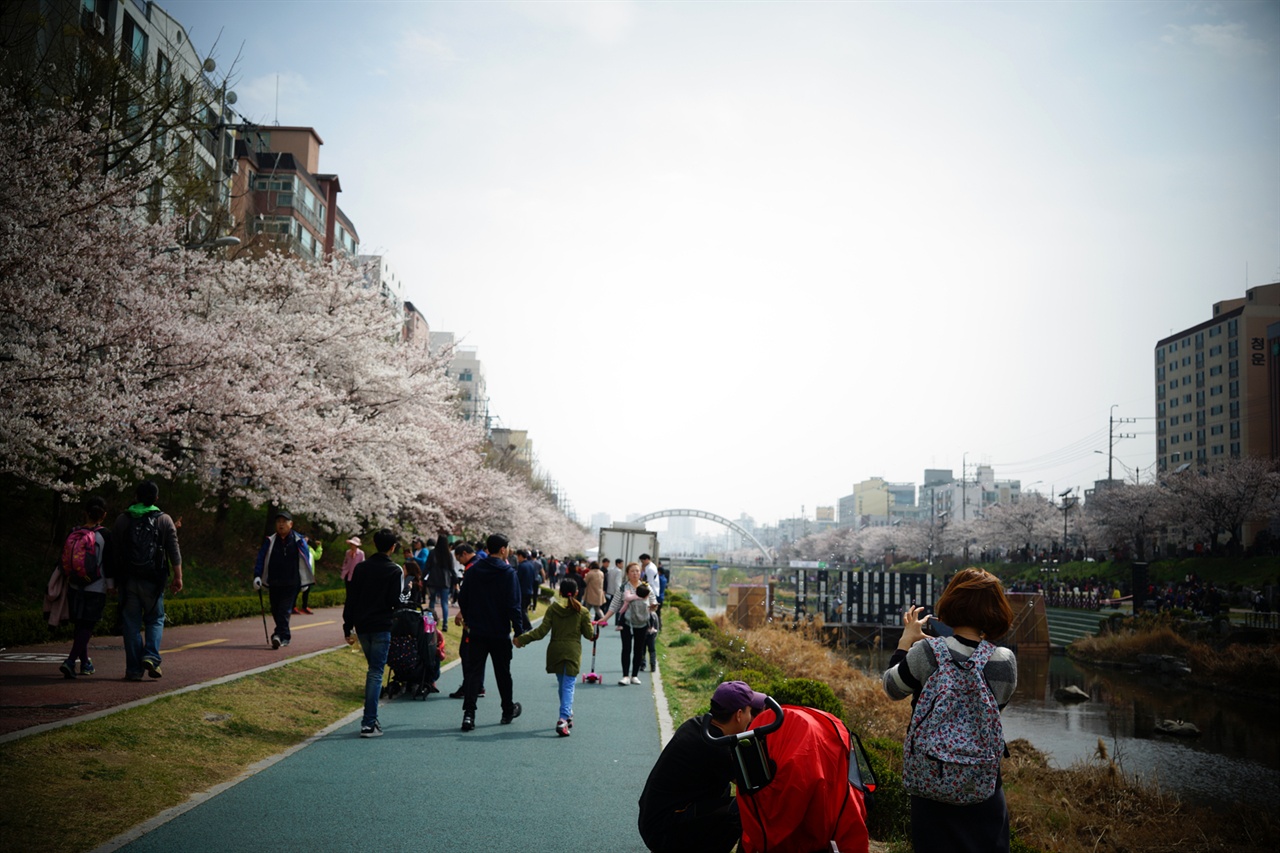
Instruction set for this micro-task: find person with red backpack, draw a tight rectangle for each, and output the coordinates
[58,496,111,679]
[111,481,183,681]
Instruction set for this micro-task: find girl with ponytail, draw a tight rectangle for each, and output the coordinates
[513,579,595,736]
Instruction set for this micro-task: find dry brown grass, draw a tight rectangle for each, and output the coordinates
[737,623,911,740]
[1072,626,1194,661]
[1072,621,1280,692]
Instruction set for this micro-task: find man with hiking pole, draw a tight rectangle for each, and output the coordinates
[252,511,313,650]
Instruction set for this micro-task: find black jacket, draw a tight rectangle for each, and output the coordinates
[342,553,403,635]
[457,555,521,638]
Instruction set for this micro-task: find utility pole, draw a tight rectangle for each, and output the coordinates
[961,452,967,522]
[1108,404,1137,483]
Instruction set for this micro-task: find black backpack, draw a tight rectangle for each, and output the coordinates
[127,511,166,582]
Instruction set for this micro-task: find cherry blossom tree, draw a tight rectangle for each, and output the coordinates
[1162,457,1280,555]
[1,87,584,543]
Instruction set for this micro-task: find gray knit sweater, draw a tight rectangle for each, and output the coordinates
[883,635,1018,708]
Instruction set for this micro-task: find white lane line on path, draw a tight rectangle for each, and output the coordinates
[161,639,227,654]
[0,645,346,746]
[652,663,674,746]
[291,620,336,630]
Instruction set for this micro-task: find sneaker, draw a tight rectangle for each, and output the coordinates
[556,719,570,737]
[428,683,440,694]
[630,676,641,685]
[618,677,631,686]
[500,702,522,725]
[59,660,76,679]
[567,716,573,730]
[142,659,162,679]
[271,635,281,650]
[301,607,314,615]
[291,607,302,615]
[460,715,475,732]
[649,663,656,672]
[280,637,291,647]
[448,687,466,699]
[359,722,383,738]
[80,660,95,676]
[478,689,486,698]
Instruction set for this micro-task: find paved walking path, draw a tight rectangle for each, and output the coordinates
[70,616,661,852]
[3,608,669,851]
[0,606,353,740]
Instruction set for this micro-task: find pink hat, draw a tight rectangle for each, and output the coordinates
[346,536,361,547]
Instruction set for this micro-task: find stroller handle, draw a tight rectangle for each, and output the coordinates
[703,696,785,743]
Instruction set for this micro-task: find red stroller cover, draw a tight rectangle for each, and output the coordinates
[737,705,869,853]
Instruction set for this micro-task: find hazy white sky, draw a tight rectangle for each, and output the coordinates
[167,0,1279,528]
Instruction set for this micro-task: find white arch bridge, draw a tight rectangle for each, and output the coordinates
[631,509,774,564]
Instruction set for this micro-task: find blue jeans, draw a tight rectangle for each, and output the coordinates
[121,578,165,675]
[557,668,576,721]
[428,586,450,623]
[357,631,391,728]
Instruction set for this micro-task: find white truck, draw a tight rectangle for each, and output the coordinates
[598,524,659,569]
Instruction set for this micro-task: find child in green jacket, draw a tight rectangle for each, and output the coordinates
[514,579,595,736]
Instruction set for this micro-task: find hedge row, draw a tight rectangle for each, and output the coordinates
[0,588,347,648]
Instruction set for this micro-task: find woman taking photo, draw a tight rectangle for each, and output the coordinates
[882,568,1017,853]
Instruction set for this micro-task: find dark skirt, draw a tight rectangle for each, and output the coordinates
[67,587,107,625]
[910,785,1009,853]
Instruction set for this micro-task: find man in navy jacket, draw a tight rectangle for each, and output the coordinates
[456,533,522,731]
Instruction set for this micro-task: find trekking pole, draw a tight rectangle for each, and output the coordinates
[257,587,271,647]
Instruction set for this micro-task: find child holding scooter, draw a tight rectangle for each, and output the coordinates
[513,579,595,737]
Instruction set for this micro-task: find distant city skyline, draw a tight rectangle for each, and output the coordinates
[164,0,1279,527]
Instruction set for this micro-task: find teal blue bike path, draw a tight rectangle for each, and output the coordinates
[115,624,659,853]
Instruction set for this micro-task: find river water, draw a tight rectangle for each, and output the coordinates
[843,648,1280,809]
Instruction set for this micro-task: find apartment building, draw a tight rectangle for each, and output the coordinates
[429,332,488,426]
[230,127,360,262]
[1155,282,1280,474]
[3,0,234,229]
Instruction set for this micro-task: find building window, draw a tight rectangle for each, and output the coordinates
[1210,345,1222,356]
[1157,349,1165,364]
[1229,339,1238,358]
[1211,445,1223,456]
[1229,381,1239,399]
[121,14,147,73]
[459,370,473,382]
[1211,424,1224,435]
[1184,394,1192,404]
[1170,342,1178,352]
[1197,448,1207,460]
[1229,360,1238,378]
[276,192,293,207]
[1209,365,1222,376]
[1182,356,1191,367]
[1230,442,1241,457]
[1184,432,1193,442]
[1169,378,1178,389]
[1182,413,1192,423]
[1196,391,1204,407]
[1170,435,1180,445]
[1169,399,1178,408]
[1227,318,1238,337]
[1229,401,1239,418]
[1157,365,1165,380]
[1210,385,1221,396]
[1209,326,1220,337]
[1195,332,1204,349]
[1230,421,1240,439]
[1210,405,1223,415]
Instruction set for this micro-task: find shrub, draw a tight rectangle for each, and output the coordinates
[686,615,714,634]
[860,736,909,843]
[767,677,845,718]
[722,668,772,691]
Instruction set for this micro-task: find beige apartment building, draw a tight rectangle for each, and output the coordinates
[1155,282,1280,474]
